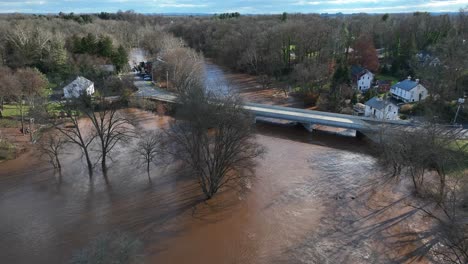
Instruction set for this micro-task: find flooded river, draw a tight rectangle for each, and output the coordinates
[0,61,425,263]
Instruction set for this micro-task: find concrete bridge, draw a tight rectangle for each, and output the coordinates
[134,82,413,135]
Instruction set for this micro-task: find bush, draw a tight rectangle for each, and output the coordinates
[399,104,413,114]
[0,138,15,160]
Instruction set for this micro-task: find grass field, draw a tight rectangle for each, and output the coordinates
[375,74,400,85]
[1,103,65,118]
[1,104,29,118]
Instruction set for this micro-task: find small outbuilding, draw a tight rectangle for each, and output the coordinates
[63,76,95,99]
[364,96,399,120]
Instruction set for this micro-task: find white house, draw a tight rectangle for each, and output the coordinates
[351,66,374,91]
[63,76,95,99]
[390,77,428,103]
[364,96,399,120]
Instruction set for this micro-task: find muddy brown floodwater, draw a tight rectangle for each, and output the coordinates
[0,60,430,263]
[0,109,429,264]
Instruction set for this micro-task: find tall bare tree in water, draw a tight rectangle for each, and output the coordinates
[134,131,163,182]
[55,95,132,179]
[83,97,133,180]
[39,133,67,171]
[166,87,264,199]
[54,97,96,178]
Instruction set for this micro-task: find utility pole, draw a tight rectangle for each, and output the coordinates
[452,97,465,125]
[166,70,169,89]
[157,57,170,89]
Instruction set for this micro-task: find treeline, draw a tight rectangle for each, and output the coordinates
[168,11,468,113]
[215,12,240,19]
[57,12,93,24]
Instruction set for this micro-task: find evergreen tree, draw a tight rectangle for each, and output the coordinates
[112,45,128,72]
[97,36,114,58]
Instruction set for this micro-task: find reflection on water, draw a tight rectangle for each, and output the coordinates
[0,109,379,263]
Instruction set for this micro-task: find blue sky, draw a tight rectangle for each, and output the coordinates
[0,0,467,14]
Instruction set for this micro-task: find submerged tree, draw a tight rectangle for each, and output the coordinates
[55,95,132,180]
[378,122,465,199]
[54,98,96,178]
[84,97,133,180]
[39,133,67,170]
[134,131,163,181]
[166,87,265,199]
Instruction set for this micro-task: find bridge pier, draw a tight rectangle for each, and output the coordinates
[301,122,315,132]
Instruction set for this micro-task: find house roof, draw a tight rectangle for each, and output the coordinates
[365,96,398,110]
[351,65,372,80]
[63,76,93,91]
[351,65,365,76]
[391,79,419,91]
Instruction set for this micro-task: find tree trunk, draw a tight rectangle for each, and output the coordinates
[55,154,61,170]
[437,166,446,202]
[101,154,108,179]
[83,149,93,178]
[20,103,24,134]
[0,97,3,118]
[146,161,151,182]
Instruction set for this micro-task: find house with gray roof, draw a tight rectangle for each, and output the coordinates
[364,96,399,120]
[63,76,95,99]
[390,77,428,103]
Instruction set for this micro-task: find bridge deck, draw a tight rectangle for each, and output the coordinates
[136,84,411,132]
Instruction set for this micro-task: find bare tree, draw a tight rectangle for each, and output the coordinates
[0,66,18,118]
[83,98,133,180]
[39,133,66,170]
[159,47,205,94]
[379,123,465,199]
[412,177,468,264]
[134,131,163,181]
[54,102,96,178]
[166,88,265,199]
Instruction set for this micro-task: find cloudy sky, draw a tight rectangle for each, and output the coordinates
[0,0,467,14]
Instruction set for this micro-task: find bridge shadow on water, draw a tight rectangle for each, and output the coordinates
[254,119,374,155]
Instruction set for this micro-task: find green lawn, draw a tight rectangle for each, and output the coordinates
[1,103,65,118]
[449,139,468,153]
[1,104,29,118]
[375,74,400,85]
[46,102,65,114]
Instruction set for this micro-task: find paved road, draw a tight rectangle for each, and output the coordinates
[133,77,178,101]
